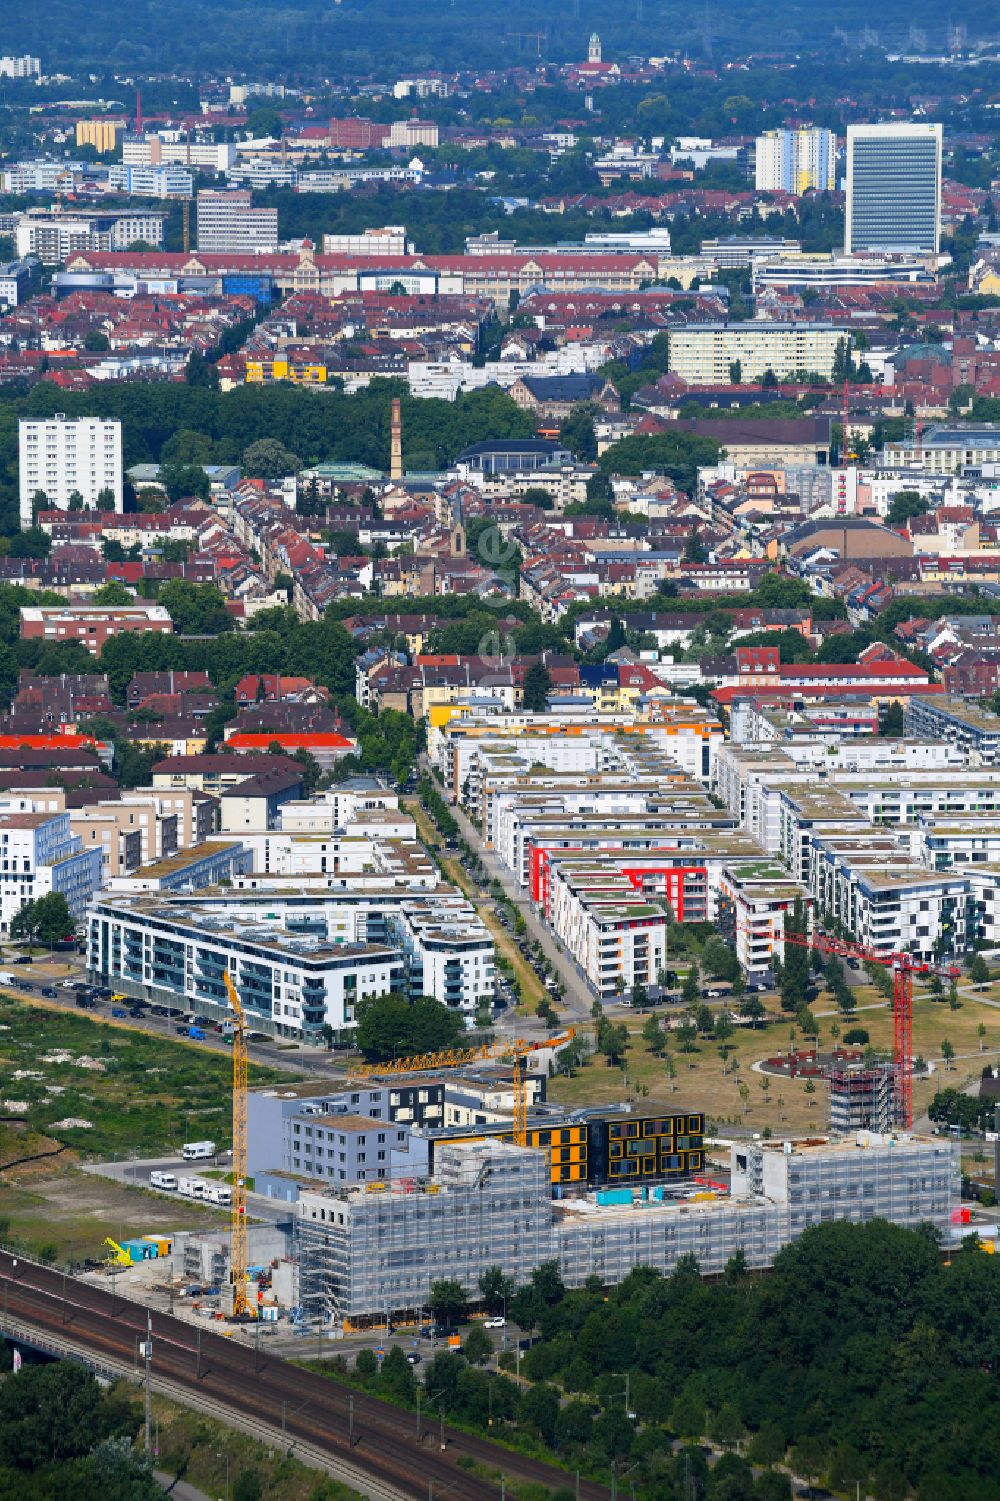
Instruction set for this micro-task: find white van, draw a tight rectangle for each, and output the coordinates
[149,1171,177,1191]
[182,1140,216,1161]
[177,1176,206,1200]
[208,1184,232,1207]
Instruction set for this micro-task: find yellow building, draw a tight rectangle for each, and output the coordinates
[245,357,327,386]
[76,119,123,154]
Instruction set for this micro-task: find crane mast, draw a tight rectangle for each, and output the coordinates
[224,971,252,1319]
[782,928,959,1127]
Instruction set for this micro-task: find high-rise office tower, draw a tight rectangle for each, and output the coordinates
[845,122,942,255]
[755,128,836,194]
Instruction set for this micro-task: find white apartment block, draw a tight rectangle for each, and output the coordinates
[321,226,412,256]
[87,884,494,1037]
[755,128,836,194]
[0,810,102,935]
[122,135,238,173]
[19,415,123,523]
[0,55,40,78]
[668,322,845,383]
[14,210,165,265]
[107,164,194,198]
[196,189,278,254]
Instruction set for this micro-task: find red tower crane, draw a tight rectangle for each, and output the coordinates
[782,929,960,1128]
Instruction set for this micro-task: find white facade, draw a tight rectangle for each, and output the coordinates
[321,227,412,256]
[755,128,836,194]
[15,210,165,264]
[668,322,845,383]
[0,55,40,78]
[0,811,102,935]
[19,415,123,522]
[196,190,278,254]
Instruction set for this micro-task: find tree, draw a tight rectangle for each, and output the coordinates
[711,1403,746,1450]
[185,348,220,388]
[970,954,991,987]
[682,962,701,1008]
[158,580,232,635]
[941,1038,955,1069]
[521,661,553,712]
[642,1014,666,1055]
[881,700,905,737]
[429,1278,468,1326]
[11,892,74,950]
[780,898,810,1012]
[463,1324,493,1365]
[92,580,134,606]
[479,1265,514,1314]
[886,490,929,527]
[355,992,466,1061]
[233,1471,263,1501]
[242,438,302,481]
[741,996,765,1028]
[0,1361,106,1468]
[790,1438,825,1498]
[559,404,598,462]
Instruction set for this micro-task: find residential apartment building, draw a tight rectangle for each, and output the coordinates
[196,190,278,254]
[882,424,1000,476]
[87,877,494,1037]
[19,603,171,656]
[18,415,122,522]
[0,56,40,78]
[845,122,942,255]
[14,209,166,264]
[755,128,836,194]
[0,810,102,934]
[668,323,845,384]
[87,893,404,1040]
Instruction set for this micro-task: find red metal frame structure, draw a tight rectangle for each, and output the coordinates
[782,929,961,1128]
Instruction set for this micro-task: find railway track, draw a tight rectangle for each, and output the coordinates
[0,1252,609,1501]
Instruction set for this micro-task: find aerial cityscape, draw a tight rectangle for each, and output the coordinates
[0,4,998,1499]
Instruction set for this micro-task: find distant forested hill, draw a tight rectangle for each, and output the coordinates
[2,0,993,78]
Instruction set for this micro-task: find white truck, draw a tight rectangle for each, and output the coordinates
[182,1140,216,1161]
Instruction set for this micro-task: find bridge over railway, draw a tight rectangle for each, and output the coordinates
[0,1251,609,1501]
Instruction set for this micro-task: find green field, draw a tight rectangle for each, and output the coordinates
[0,998,291,1159]
[548,982,1000,1135]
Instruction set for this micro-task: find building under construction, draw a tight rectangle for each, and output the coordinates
[828,1059,897,1134]
[297,1130,959,1325]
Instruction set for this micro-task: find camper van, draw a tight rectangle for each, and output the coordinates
[177,1177,207,1200]
[149,1171,177,1191]
[182,1140,216,1161]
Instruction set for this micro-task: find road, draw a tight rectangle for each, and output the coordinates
[435,769,595,1026]
[80,1154,296,1230]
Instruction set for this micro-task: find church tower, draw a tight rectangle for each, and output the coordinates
[588,32,602,62]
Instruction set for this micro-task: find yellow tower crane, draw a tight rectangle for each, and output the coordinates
[224,971,253,1319]
[349,1029,576,1148]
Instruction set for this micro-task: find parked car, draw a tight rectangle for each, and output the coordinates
[112,1007,128,1019]
[13,955,32,965]
[483,1316,506,1329]
[406,1352,422,1365]
[41,987,57,999]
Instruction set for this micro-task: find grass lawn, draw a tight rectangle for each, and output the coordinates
[0,1166,227,1264]
[548,982,1000,1136]
[0,997,290,1158]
